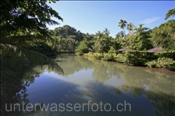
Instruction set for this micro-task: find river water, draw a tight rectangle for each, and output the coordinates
[4,54,175,116]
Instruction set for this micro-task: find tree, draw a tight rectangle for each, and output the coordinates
[118,19,127,37]
[95,31,103,40]
[99,36,113,53]
[116,31,125,39]
[129,24,152,50]
[108,46,116,54]
[135,24,148,34]
[150,20,175,50]
[67,35,78,52]
[165,8,175,20]
[127,22,135,34]
[103,28,110,36]
[1,0,63,86]
[75,40,89,54]
[114,38,123,49]
[0,0,63,44]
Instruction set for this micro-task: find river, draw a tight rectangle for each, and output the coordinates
[4,54,175,116]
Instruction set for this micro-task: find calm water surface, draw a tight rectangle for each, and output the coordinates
[6,54,175,116]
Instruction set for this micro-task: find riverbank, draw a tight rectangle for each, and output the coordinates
[81,52,175,72]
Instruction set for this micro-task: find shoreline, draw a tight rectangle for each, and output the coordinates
[82,54,175,74]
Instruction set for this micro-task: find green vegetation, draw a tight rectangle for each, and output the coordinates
[150,20,175,50]
[85,50,175,71]
[146,57,175,71]
[75,8,175,71]
[1,0,174,115]
[1,1,63,115]
[1,2,174,97]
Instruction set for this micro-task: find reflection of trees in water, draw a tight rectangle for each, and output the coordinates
[57,55,123,82]
[2,54,32,115]
[85,58,175,96]
[92,61,112,83]
[146,91,175,116]
[55,55,175,96]
[113,64,175,96]
[115,85,175,116]
[1,49,63,116]
[2,53,174,115]
[105,84,174,116]
[62,56,175,115]
[55,54,93,76]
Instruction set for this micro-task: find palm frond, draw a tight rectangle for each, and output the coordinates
[20,47,64,74]
[1,44,64,74]
[165,8,175,20]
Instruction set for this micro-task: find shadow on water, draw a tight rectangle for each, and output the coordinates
[1,54,175,116]
[11,81,175,116]
[1,49,63,116]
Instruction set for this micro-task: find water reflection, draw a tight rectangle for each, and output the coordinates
[2,54,175,116]
[55,55,175,95]
[1,51,63,116]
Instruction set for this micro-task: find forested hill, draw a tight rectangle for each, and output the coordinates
[48,25,94,53]
[48,19,175,54]
[49,25,84,41]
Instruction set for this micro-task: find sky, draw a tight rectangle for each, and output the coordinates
[48,1,175,37]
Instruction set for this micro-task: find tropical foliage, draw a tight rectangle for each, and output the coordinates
[76,8,175,71]
[150,20,175,50]
[1,1,174,115]
[1,1,63,114]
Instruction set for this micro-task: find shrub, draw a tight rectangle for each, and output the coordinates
[75,51,83,56]
[146,57,175,71]
[146,60,157,68]
[102,53,114,61]
[123,51,147,66]
[75,41,89,55]
[157,57,175,70]
[108,46,116,54]
[113,54,124,63]
[154,50,175,60]
[93,53,103,60]
[88,52,94,56]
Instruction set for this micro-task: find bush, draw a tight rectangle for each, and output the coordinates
[154,51,175,60]
[146,60,157,68]
[108,46,116,54]
[88,52,94,56]
[93,53,104,60]
[102,53,114,61]
[75,52,83,56]
[157,57,175,70]
[146,57,175,71]
[123,51,147,66]
[75,41,89,55]
[113,54,124,63]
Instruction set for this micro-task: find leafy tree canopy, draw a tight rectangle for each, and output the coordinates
[150,20,175,50]
[165,8,175,20]
[0,0,63,43]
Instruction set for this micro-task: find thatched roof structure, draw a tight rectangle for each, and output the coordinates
[116,48,133,52]
[146,47,164,53]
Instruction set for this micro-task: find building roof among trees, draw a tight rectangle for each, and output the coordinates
[146,47,164,53]
[116,48,133,52]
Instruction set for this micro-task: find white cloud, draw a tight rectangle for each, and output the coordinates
[142,17,160,24]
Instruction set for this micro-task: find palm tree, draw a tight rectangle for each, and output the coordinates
[136,24,148,34]
[95,31,103,40]
[103,28,110,36]
[127,22,135,34]
[165,8,175,20]
[118,19,127,37]
[116,31,125,39]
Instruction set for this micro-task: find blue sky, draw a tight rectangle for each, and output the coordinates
[48,1,175,37]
